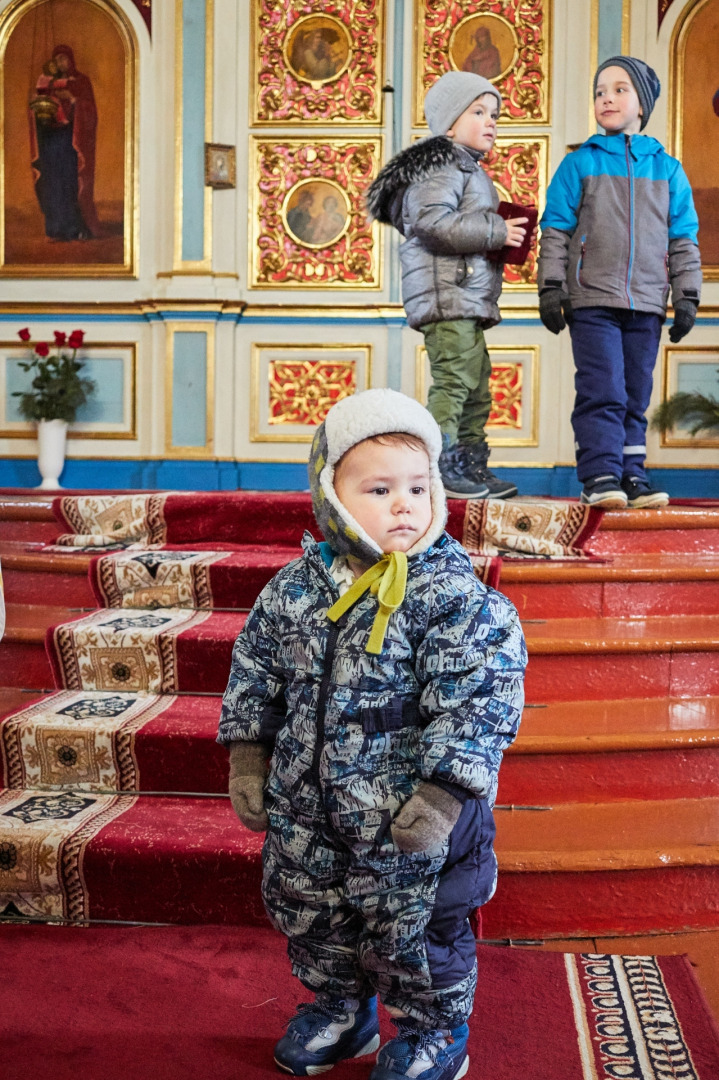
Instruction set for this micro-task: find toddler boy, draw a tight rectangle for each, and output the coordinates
[219,388,526,1079]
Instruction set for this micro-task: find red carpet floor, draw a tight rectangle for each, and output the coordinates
[3,924,718,1080]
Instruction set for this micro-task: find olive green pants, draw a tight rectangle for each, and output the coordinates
[421,318,492,445]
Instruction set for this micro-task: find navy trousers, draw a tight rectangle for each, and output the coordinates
[568,307,662,483]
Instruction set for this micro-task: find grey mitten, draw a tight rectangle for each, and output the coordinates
[539,288,573,334]
[668,298,697,343]
[391,782,463,854]
[228,741,269,832]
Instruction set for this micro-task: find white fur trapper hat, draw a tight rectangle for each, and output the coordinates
[308,388,448,564]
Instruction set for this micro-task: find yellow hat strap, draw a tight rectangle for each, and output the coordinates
[326,551,408,654]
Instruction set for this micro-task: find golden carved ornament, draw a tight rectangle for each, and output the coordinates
[415,0,551,126]
[488,362,523,428]
[250,137,382,288]
[252,0,385,124]
[268,358,356,426]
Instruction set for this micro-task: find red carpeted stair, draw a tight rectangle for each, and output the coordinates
[2,491,719,942]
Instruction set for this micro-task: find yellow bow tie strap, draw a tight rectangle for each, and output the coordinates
[326,551,408,654]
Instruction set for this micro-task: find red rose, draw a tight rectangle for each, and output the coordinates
[54,331,67,346]
[35,342,50,357]
[18,328,31,342]
[68,330,85,349]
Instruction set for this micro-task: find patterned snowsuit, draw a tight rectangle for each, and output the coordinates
[218,531,526,1029]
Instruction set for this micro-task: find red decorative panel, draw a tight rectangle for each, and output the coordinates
[488,362,522,428]
[252,0,385,125]
[268,359,356,426]
[250,137,381,288]
[415,0,551,125]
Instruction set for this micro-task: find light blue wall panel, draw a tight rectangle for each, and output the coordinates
[182,0,206,261]
[598,0,623,63]
[5,356,125,424]
[172,330,207,447]
[677,362,719,397]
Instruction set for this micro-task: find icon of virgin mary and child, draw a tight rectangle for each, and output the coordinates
[29,44,100,242]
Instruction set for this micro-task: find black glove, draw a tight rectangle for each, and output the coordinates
[668,298,697,343]
[539,288,573,334]
[228,741,269,832]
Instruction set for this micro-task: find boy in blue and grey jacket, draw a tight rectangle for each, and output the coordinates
[538,56,702,508]
[218,388,526,1079]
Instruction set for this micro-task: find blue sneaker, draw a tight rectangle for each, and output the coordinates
[370,1022,470,1079]
[274,993,380,1075]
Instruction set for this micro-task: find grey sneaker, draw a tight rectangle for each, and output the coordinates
[580,475,628,509]
[274,994,380,1075]
[621,476,669,508]
[438,439,489,499]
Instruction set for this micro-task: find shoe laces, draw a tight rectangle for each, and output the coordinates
[394,1023,452,1065]
[289,998,351,1042]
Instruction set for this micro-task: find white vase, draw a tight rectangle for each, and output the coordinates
[36,418,69,490]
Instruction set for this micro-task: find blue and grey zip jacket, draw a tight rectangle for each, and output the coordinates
[538,132,701,316]
[218,532,526,828]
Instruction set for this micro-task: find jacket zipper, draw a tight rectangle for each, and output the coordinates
[311,612,347,787]
[576,236,586,285]
[624,136,635,309]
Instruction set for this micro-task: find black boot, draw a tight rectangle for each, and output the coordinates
[439,436,489,499]
[459,441,518,499]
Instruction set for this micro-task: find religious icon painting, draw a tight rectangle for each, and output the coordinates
[250,137,382,288]
[0,0,137,278]
[414,0,551,126]
[251,0,385,125]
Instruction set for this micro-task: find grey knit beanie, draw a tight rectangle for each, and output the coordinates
[308,389,447,564]
[594,56,660,130]
[424,71,502,137]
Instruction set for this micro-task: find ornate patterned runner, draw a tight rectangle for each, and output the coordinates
[0,691,173,792]
[48,608,211,693]
[566,952,703,1080]
[0,788,135,920]
[53,494,170,549]
[463,498,604,560]
[92,550,230,608]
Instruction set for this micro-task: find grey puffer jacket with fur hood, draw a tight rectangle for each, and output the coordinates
[366,136,508,330]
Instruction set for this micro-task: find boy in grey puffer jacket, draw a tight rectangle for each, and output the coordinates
[367,71,530,501]
[219,389,526,1080]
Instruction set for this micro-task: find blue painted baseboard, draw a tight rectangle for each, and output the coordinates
[1,457,718,498]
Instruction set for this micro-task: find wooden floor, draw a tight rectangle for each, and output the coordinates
[527,930,719,1021]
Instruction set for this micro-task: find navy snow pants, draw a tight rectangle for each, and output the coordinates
[568,306,663,483]
[261,795,497,1030]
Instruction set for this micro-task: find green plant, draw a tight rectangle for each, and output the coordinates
[651,380,719,438]
[12,328,95,423]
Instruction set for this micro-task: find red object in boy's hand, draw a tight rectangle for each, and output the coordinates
[488,201,538,265]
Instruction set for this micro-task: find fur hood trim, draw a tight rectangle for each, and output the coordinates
[366,137,475,228]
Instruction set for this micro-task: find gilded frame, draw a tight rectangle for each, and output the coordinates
[250,0,385,126]
[416,343,540,447]
[659,344,719,448]
[250,343,372,443]
[0,0,139,278]
[249,136,382,290]
[0,340,137,440]
[414,0,552,127]
[164,321,216,458]
[670,0,719,280]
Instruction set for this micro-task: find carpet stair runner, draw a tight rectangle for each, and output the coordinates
[2,492,719,941]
